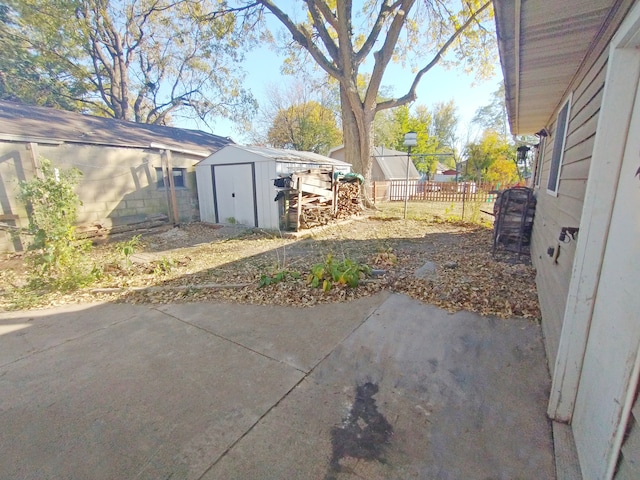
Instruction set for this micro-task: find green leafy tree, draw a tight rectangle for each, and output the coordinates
[430,100,460,169]
[267,101,342,154]
[2,0,256,125]
[217,0,496,204]
[374,102,461,177]
[0,3,88,109]
[472,82,509,140]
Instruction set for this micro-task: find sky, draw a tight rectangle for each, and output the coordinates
[175,19,505,146]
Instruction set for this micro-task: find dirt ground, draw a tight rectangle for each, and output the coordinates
[0,202,540,319]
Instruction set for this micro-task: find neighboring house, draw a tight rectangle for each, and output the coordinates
[433,166,458,182]
[0,101,231,252]
[196,145,351,230]
[495,1,640,478]
[329,145,420,201]
[329,145,420,181]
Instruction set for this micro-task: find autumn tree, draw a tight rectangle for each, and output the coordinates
[267,101,342,154]
[2,0,256,125]
[464,130,514,183]
[215,0,496,203]
[250,78,341,154]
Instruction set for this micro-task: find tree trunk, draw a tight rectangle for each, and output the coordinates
[340,87,376,207]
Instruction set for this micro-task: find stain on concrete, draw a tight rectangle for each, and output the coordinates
[326,382,393,479]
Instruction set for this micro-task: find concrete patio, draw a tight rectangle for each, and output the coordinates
[0,292,555,479]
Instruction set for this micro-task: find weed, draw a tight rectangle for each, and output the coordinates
[115,235,143,268]
[153,257,175,276]
[258,269,300,287]
[307,254,371,291]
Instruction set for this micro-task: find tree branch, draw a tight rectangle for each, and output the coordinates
[258,0,341,78]
[355,0,399,64]
[366,0,415,109]
[303,0,339,63]
[376,0,492,113]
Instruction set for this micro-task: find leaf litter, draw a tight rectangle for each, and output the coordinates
[0,214,541,320]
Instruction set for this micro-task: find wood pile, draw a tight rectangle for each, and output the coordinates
[335,181,362,219]
[276,169,362,231]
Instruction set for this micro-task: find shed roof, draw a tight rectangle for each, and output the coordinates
[493,0,620,134]
[373,146,421,180]
[0,100,231,156]
[206,145,351,167]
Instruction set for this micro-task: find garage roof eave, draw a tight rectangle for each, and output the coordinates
[493,0,618,135]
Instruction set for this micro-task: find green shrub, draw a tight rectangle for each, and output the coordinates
[17,159,98,291]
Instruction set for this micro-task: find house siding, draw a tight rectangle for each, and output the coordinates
[531,48,608,373]
[0,141,201,252]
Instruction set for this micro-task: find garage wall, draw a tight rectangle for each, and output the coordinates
[529,0,632,372]
[531,52,607,372]
[0,141,201,252]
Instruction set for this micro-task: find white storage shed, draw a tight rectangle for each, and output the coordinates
[195,145,351,230]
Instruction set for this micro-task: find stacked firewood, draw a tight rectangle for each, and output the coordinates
[277,169,362,230]
[335,181,362,219]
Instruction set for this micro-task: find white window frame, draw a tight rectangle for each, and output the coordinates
[534,135,546,189]
[547,94,572,196]
[155,167,187,189]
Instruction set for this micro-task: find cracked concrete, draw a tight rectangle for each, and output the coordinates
[0,293,554,479]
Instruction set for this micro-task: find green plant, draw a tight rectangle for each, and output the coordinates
[17,159,98,290]
[258,270,300,288]
[307,254,371,291]
[116,235,142,268]
[153,257,174,276]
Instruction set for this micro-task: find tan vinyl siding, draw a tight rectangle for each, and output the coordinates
[531,47,608,375]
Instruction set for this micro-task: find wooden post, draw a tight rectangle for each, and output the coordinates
[161,151,174,224]
[296,178,302,231]
[165,149,179,225]
[27,142,44,179]
[332,167,338,216]
[462,182,467,220]
[373,181,377,205]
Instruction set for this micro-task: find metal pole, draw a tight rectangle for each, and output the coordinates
[403,145,412,220]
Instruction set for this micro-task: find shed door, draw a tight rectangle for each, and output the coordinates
[213,164,257,227]
[571,74,640,478]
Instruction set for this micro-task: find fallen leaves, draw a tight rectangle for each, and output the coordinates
[0,210,541,320]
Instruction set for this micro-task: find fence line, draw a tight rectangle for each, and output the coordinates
[373,180,514,203]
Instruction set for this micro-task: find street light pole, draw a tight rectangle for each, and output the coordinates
[403,132,417,220]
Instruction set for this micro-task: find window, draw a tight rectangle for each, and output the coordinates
[156,167,186,189]
[547,96,571,195]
